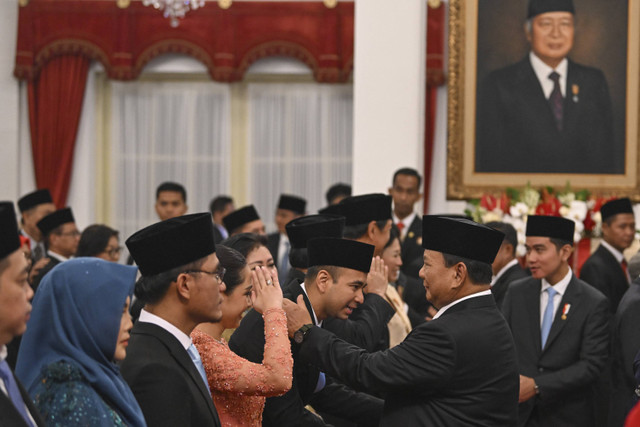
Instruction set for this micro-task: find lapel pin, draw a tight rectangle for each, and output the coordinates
[572,84,579,103]
[561,303,571,320]
[408,231,414,239]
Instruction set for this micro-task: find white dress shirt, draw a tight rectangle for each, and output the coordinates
[491,258,520,287]
[392,212,416,240]
[431,289,493,320]
[138,309,192,350]
[530,52,568,99]
[540,268,572,326]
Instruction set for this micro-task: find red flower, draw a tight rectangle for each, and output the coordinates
[480,194,497,211]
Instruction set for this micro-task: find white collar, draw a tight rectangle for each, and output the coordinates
[392,212,416,227]
[530,52,568,96]
[599,240,625,263]
[541,268,572,296]
[0,346,6,361]
[492,258,519,286]
[47,250,69,262]
[299,283,322,327]
[138,309,192,350]
[431,289,492,320]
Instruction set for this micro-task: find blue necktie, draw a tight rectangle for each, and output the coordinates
[280,240,290,279]
[0,360,34,427]
[541,287,558,349]
[187,344,211,394]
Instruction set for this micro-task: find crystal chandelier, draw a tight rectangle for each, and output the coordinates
[142,0,206,27]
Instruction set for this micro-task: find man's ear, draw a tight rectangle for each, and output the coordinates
[316,269,332,294]
[367,221,378,239]
[452,262,467,288]
[175,273,192,300]
[388,187,393,196]
[559,244,574,262]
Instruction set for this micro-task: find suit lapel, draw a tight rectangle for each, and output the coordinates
[563,60,580,137]
[518,59,561,137]
[543,276,582,352]
[134,322,219,422]
[597,245,628,284]
[525,280,543,356]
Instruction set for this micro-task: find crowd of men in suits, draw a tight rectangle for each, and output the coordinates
[1,164,640,427]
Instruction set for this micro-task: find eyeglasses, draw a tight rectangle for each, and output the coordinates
[184,267,226,284]
[105,246,123,257]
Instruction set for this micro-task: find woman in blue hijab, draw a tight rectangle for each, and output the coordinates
[15,258,146,427]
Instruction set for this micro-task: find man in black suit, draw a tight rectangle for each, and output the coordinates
[16,189,56,263]
[209,195,234,244]
[30,208,79,291]
[266,194,306,279]
[121,213,225,427]
[0,202,44,427]
[284,216,519,426]
[581,198,635,313]
[610,275,640,426]
[230,238,384,426]
[388,168,423,278]
[476,0,617,174]
[486,221,529,309]
[502,215,610,427]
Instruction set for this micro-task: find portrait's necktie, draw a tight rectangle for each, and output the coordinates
[541,287,558,349]
[187,343,211,394]
[548,71,564,131]
[0,360,34,427]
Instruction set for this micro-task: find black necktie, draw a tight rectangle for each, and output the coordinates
[548,71,564,131]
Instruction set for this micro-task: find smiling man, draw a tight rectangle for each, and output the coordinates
[476,0,615,174]
[121,213,225,427]
[230,237,384,426]
[284,216,519,426]
[501,215,609,427]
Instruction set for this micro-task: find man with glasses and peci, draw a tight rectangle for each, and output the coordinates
[121,213,226,427]
[29,208,80,291]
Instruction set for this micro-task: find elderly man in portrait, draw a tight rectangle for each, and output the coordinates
[476,0,616,174]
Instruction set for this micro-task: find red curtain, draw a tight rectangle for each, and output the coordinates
[424,2,446,213]
[28,55,90,208]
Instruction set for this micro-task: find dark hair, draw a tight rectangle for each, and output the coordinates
[156,182,187,203]
[486,221,518,257]
[76,224,119,257]
[392,167,422,188]
[549,237,573,250]
[344,219,389,240]
[134,256,206,304]
[220,233,268,259]
[383,225,401,250]
[325,183,352,205]
[305,265,341,284]
[216,245,247,295]
[289,247,308,269]
[442,253,492,285]
[209,196,234,215]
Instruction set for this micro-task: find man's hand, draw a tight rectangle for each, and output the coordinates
[364,256,388,297]
[282,295,313,338]
[29,257,50,285]
[519,375,537,403]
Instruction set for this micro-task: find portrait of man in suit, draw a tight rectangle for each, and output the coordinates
[475,0,625,175]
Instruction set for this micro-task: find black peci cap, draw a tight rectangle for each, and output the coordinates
[0,202,21,260]
[307,237,374,273]
[126,213,216,277]
[222,205,261,234]
[600,198,634,222]
[528,0,575,19]
[277,194,307,215]
[525,215,575,243]
[286,214,345,249]
[422,216,504,264]
[37,208,75,236]
[332,194,392,226]
[18,189,53,213]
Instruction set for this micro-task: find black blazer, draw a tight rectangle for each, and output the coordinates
[502,275,610,427]
[476,57,617,174]
[30,256,61,292]
[399,216,423,279]
[580,244,630,313]
[492,262,529,310]
[0,369,45,427]
[120,322,221,427]
[296,294,519,426]
[609,278,640,426]
[229,281,383,426]
[212,225,224,245]
[266,232,280,267]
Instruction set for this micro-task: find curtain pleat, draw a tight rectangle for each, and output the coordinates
[28,55,90,208]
